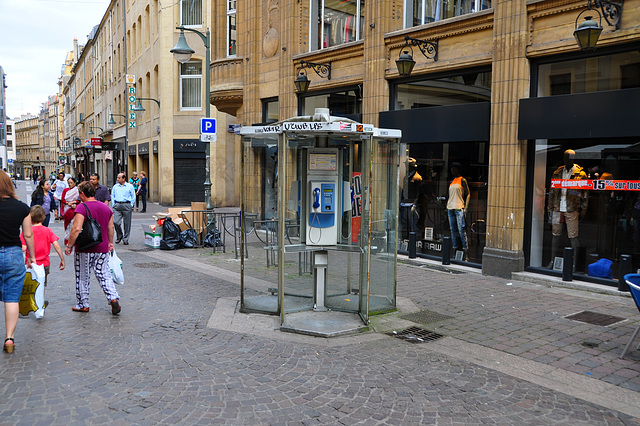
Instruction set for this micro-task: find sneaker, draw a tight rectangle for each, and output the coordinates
[110,299,121,315]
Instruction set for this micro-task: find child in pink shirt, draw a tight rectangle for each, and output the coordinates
[21,205,65,287]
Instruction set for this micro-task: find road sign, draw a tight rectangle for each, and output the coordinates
[201,118,216,134]
[200,133,217,142]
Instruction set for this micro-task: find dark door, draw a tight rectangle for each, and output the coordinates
[173,158,205,205]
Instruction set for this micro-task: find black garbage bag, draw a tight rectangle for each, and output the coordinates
[203,228,223,247]
[180,228,199,248]
[160,217,183,250]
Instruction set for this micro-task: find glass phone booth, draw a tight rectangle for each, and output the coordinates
[239,109,402,336]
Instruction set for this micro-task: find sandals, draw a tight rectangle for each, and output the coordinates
[110,299,121,315]
[3,338,14,354]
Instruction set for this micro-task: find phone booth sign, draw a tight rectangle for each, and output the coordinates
[239,109,402,336]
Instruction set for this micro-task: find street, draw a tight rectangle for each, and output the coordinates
[1,180,639,424]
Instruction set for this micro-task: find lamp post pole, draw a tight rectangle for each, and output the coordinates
[171,26,212,210]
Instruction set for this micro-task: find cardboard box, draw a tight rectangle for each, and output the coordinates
[174,218,189,231]
[191,202,206,211]
[142,224,162,248]
[166,207,186,221]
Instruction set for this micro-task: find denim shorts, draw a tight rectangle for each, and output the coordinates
[0,246,27,303]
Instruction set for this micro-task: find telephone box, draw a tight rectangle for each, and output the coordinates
[239,109,402,336]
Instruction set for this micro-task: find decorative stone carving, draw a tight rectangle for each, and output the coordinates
[263,0,280,58]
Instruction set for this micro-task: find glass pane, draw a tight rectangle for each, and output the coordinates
[181,77,201,108]
[240,134,281,314]
[228,14,236,56]
[181,62,201,76]
[530,138,639,280]
[181,0,202,26]
[537,51,640,97]
[321,0,360,48]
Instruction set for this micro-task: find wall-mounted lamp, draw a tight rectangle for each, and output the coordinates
[294,60,331,93]
[107,113,126,125]
[88,126,104,136]
[573,0,623,50]
[132,97,161,112]
[395,35,439,77]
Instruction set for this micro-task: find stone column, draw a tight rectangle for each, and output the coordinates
[482,0,530,277]
[362,0,391,126]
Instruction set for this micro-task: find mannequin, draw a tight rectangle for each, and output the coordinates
[547,149,588,269]
[447,163,470,261]
[400,158,422,239]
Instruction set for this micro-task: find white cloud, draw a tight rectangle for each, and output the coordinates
[0,0,110,118]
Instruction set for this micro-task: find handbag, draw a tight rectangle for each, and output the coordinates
[76,203,103,251]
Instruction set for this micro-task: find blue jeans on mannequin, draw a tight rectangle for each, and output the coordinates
[448,209,468,251]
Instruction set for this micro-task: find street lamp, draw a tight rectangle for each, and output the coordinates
[107,113,126,125]
[108,113,129,176]
[171,25,212,210]
[88,126,104,136]
[132,97,161,112]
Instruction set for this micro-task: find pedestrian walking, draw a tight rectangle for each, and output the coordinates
[0,172,36,353]
[111,173,136,245]
[64,181,121,315]
[52,172,68,221]
[61,177,79,245]
[89,173,111,205]
[20,205,65,288]
[129,172,140,211]
[137,171,147,213]
[30,179,57,227]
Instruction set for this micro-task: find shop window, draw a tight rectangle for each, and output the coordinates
[404,0,491,27]
[529,139,640,279]
[299,87,362,117]
[537,51,640,97]
[395,71,491,110]
[181,0,202,27]
[228,1,236,57]
[179,62,202,110]
[309,0,364,51]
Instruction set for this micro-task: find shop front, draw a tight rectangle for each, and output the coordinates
[380,67,491,264]
[521,46,640,285]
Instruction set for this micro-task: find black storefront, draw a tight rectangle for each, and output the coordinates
[173,138,206,205]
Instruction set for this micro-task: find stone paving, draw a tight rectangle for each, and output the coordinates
[2,181,640,424]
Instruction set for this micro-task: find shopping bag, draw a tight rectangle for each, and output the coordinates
[19,263,46,318]
[110,250,124,285]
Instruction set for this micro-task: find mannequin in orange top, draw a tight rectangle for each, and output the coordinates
[446,163,470,260]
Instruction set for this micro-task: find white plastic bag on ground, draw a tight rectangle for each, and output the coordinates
[19,263,46,319]
[110,250,124,285]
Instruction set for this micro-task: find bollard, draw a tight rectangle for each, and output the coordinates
[408,232,417,259]
[562,247,574,282]
[618,254,632,292]
[442,237,451,266]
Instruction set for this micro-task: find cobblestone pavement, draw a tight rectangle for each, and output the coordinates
[2,181,639,424]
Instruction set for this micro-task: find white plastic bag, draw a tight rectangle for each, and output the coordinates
[110,250,124,285]
[19,263,46,319]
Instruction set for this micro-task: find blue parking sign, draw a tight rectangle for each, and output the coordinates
[201,118,216,134]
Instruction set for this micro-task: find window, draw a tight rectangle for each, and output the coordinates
[181,0,202,27]
[6,124,11,135]
[404,0,491,28]
[180,62,202,110]
[262,98,278,123]
[227,1,237,57]
[309,0,364,51]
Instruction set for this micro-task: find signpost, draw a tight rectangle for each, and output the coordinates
[200,118,217,142]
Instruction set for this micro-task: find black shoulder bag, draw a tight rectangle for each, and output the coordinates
[75,203,103,251]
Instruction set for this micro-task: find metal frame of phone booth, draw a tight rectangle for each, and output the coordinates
[239,109,402,337]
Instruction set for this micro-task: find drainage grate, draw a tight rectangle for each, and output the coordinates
[400,310,454,325]
[133,262,168,269]
[129,247,157,252]
[387,326,444,344]
[565,311,626,326]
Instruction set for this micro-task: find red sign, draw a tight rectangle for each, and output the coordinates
[550,179,640,191]
[90,138,102,147]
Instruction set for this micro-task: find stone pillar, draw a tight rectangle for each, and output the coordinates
[362,0,390,126]
[482,0,529,278]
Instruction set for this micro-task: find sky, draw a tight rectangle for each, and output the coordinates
[0,0,110,119]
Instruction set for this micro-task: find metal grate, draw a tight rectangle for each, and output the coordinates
[565,311,626,326]
[387,326,445,344]
[400,310,454,325]
[133,262,168,269]
[129,247,157,252]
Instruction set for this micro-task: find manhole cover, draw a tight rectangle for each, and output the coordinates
[133,262,168,268]
[565,311,626,326]
[400,310,454,325]
[386,326,444,344]
[129,247,156,252]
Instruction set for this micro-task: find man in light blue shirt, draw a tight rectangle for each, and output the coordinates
[111,173,136,245]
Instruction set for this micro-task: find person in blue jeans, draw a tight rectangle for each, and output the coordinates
[0,172,36,353]
[137,171,148,213]
[446,163,470,261]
